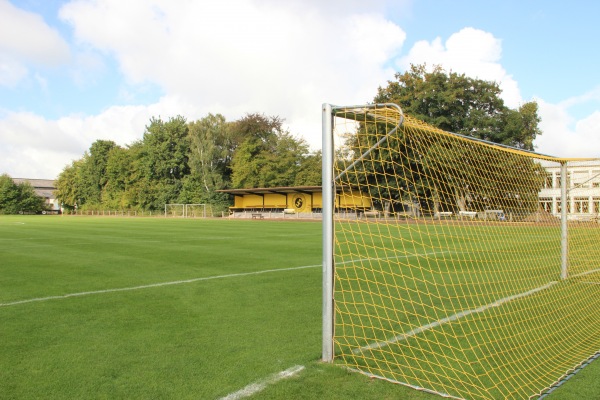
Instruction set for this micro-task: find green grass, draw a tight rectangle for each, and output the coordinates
[0,216,598,399]
[334,219,600,399]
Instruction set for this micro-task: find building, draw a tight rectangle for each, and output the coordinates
[539,160,600,219]
[12,178,60,214]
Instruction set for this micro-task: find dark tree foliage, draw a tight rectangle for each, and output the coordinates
[230,113,315,188]
[374,64,541,150]
[54,113,322,212]
[345,64,545,215]
[0,174,47,214]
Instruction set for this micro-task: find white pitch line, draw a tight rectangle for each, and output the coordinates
[0,264,321,308]
[346,367,463,400]
[219,365,305,400]
[354,281,559,354]
[571,267,600,279]
[0,250,451,308]
[336,249,455,266]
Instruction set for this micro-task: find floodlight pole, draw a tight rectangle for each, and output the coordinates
[322,103,334,362]
[560,161,568,279]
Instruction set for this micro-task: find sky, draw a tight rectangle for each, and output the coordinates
[1,0,600,179]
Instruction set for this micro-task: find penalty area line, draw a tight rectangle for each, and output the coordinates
[0,264,321,308]
[219,365,305,400]
[354,281,558,354]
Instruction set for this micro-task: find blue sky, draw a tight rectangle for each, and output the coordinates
[1,0,600,179]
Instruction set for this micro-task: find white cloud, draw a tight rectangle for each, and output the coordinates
[0,0,70,87]
[59,0,407,149]
[535,98,600,158]
[0,0,411,178]
[0,102,164,179]
[396,27,599,160]
[12,1,596,181]
[0,94,267,179]
[398,27,522,108]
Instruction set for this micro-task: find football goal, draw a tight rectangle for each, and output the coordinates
[322,103,600,399]
[164,203,212,218]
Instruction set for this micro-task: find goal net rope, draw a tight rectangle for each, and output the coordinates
[326,103,600,399]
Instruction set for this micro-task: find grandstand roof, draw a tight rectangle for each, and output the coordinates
[218,186,322,196]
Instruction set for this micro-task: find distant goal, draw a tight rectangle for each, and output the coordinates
[164,204,213,218]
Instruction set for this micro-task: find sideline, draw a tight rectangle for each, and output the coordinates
[0,264,321,308]
[219,365,305,400]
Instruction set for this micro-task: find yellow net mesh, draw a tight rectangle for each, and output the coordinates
[331,104,600,399]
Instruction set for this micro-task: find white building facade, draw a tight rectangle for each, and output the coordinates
[539,160,600,219]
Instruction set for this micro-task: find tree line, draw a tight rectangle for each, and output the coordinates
[1,64,544,214]
[54,113,322,212]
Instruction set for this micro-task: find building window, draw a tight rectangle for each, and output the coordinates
[594,198,600,214]
[574,197,589,213]
[544,173,553,189]
[539,197,552,213]
[556,200,570,214]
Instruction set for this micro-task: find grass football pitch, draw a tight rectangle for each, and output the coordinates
[0,216,599,399]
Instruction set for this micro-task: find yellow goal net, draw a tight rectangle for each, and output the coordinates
[321,103,600,399]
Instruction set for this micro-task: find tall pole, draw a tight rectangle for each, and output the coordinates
[561,161,568,279]
[322,104,334,362]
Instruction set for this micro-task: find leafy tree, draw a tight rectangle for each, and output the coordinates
[0,174,47,214]
[346,64,545,214]
[78,140,118,206]
[141,116,190,182]
[18,181,48,213]
[499,102,542,150]
[230,113,316,188]
[55,160,84,209]
[0,174,21,214]
[188,114,229,192]
[102,144,138,209]
[138,116,190,209]
[230,113,285,188]
[294,150,322,186]
[374,63,541,150]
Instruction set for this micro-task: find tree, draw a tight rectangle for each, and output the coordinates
[345,64,545,214]
[374,64,542,150]
[188,114,228,191]
[102,144,138,209]
[294,150,322,186]
[79,140,118,206]
[141,116,190,182]
[0,174,21,214]
[229,113,315,188]
[55,160,84,209]
[0,175,47,214]
[138,116,190,209]
[499,102,542,150]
